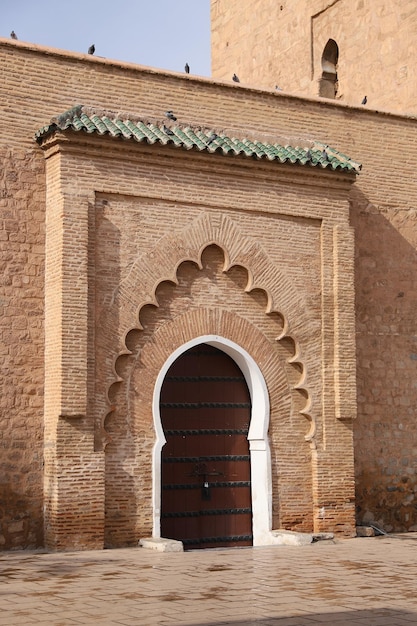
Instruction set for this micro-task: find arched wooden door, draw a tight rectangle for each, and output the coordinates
[160,343,252,550]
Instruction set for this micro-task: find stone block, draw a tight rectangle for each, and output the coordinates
[270,530,313,546]
[139,537,184,552]
[356,526,375,537]
[8,520,24,534]
[312,532,334,542]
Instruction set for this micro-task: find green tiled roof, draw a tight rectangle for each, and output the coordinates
[35,105,361,173]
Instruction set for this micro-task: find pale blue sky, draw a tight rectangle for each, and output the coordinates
[2,0,211,76]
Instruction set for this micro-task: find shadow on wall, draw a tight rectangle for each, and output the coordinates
[0,483,43,549]
[350,187,417,532]
[91,197,139,547]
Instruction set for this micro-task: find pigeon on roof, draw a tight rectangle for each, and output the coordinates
[185,63,190,74]
[232,73,240,83]
[361,95,367,105]
[163,125,175,136]
[206,132,218,146]
[88,44,95,55]
[165,110,177,121]
[10,31,17,39]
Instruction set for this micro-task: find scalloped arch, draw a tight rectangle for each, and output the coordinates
[114,212,314,343]
[98,212,316,449]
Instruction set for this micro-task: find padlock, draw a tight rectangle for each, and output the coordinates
[202,481,211,501]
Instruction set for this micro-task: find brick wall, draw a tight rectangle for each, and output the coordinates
[1,36,417,548]
[211,0,417,115]
[0,145,45,548]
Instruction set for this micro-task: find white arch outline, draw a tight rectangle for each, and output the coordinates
[152,334,275,546]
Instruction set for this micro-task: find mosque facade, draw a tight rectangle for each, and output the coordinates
[0,0,416,550]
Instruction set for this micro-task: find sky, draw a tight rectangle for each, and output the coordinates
[2,0,211,76]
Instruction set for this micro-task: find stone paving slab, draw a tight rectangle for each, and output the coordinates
[0,534,417,625]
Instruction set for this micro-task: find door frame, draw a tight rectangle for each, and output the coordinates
[152,335,272,546]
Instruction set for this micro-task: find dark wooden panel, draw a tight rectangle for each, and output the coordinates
[160,344,252,549]
[162,434,249,457]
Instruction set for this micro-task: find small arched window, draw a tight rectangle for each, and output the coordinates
[319,39,339,99]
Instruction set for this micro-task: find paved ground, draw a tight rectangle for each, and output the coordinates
[1,534,417,625]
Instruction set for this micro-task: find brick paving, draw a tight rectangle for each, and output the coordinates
[0,534,417,625]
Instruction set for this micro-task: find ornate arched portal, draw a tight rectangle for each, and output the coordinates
[103,243,316,548]
[38,106,358,552]
[153,335,272,547]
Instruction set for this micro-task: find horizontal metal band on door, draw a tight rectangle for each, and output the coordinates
[166,376,246,382]
[182,535,253,546]
[161,508,252,518]
[160,402,251,409]
[165,429,248,436]
[163,455,250,463]
[163,481,251,490]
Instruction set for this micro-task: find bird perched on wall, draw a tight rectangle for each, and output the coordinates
[10,31,17,39]
[305,149,313,161]
[361,95,367,105]
[232,73,240,82]
[165,110,177,121]
[321,147,329,161]
[185,62,190,74]
[163,124,175,136]
[206,132,218,146]
[88,44,95,55]
[275,85,282,91]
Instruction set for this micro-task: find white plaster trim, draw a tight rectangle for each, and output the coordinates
[152,335,273,546]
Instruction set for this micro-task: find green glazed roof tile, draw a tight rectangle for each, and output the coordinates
[34,105,362,174]
[90,114,108,135]
[184,127,207,151]
[101,116,119,136]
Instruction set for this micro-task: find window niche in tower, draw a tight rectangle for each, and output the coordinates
[319,39,339,99]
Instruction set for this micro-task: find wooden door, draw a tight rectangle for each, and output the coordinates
[160,344,252,550]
